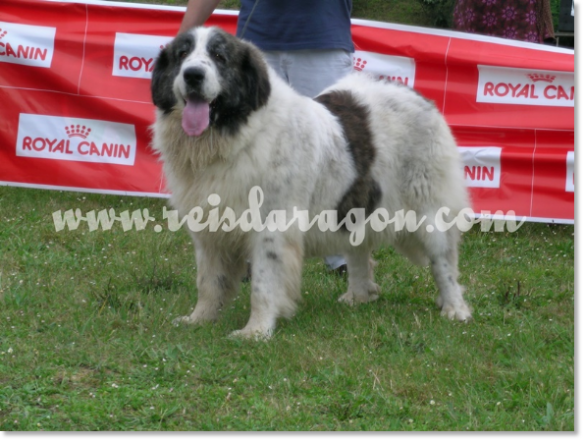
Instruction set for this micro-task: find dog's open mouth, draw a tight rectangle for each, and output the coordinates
[181,96,215,137]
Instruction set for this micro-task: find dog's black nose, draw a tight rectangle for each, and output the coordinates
[183,67,205,86]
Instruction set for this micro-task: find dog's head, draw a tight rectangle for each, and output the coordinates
[151,27,271,137]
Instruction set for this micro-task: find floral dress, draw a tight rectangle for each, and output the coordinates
[453,0,555,43]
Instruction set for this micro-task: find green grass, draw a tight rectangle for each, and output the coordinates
[0,186,574,430]
[0,0,574,432]
[122,0,429,26]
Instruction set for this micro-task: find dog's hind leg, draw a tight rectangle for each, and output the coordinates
[174,239,246,326]
[420,227,472,321]
[338,248,380,305]
[231,234,303,340]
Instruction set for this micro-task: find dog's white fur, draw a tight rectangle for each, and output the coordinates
[152,27,472,338]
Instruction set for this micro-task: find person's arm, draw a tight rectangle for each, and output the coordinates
[178,0,223,34]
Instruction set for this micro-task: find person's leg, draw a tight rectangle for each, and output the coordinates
[262,51,288,82]
[284,49,354,98]
[324,255,347,272]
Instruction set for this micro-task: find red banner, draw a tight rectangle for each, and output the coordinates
[0,0,574,223]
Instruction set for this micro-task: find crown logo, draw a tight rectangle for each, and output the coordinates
[353,57,367,71]
[64,124,92,139]
[0,29,7,39]
[527,73,556,83]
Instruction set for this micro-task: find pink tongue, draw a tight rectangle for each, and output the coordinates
[182,98,210,137]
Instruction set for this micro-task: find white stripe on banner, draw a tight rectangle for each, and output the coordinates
[566,151,574,193]
[458,147,502,189]
[0,21,56,68]
[112,33,174,79]
[352,50,415,87]
[16,113,137,166]
[477,65,574,108]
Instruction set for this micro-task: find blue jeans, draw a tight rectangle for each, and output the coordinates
[263,49,354,98]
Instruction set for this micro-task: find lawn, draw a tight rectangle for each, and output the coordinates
[0,187,574,430]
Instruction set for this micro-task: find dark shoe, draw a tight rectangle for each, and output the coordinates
[241,262,252,282]
[331,264,347,276]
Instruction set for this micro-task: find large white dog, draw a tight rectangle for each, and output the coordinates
[151,27,472,338]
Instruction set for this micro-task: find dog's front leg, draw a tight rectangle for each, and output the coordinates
[231,233,303,339]
[174,238,246,326]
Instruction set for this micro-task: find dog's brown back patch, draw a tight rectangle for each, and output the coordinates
[314,90,381,225]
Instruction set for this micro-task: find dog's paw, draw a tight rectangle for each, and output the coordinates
[440,301,473,322]
[172,316,191,326]
[229,327,273,341]
[369,282,381,295]
[338,289,379,306]
[172,315,208,327]
[338,291,356,305]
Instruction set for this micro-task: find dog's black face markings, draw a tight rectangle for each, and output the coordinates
[206,30,271,135]
[151,28,271,135]
[314,90,382,228]
[151,32,195,114]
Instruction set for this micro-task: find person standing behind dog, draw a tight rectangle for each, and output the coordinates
[178,0,353,272]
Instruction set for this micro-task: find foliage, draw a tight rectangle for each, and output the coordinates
[414,0,456,28]
[127,0,566,30]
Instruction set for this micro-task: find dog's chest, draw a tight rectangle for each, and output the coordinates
[170,160,260,217]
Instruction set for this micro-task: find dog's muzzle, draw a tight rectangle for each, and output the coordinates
[181,67,213,137]
[183,67,206,89]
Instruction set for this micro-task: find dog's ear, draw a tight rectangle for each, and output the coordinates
[241,45,271,110]
[151,46,177,113]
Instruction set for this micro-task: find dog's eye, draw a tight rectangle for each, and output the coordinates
[178,50,188,59]
[214,52,225,62]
